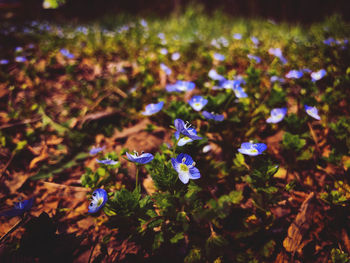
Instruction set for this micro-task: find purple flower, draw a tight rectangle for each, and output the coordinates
[0,198,34,217]
[188,95,208,111]
[238,142,267,156]
[88,189,107,213]
[202,111,224,121]
[266,108,287,123]
[171,153,200,184]
[126,151,154,164]
[142,101,164,116]
[304,105,321,120]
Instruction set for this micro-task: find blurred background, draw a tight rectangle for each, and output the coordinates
[0,0,349,23]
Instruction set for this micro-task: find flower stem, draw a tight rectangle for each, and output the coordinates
[135,165,140,191]
[224,90,235,110]
[172,138,181,158]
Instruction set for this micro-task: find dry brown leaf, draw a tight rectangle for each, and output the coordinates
[46,135,64,145]
[283,192,318,255]
[29,145,48,169]
[143,175,156,195]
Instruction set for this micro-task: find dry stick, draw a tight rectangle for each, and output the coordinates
[0,152,15,179]
[88,236,99,263]
[307,122,321,154]
[0,215,27,243]
[0,117,41,130]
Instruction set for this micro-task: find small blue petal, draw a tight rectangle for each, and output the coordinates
[304,105,321,120]
[88,189,108,213]
[311,69,326,82]
[126,152,154,164]
[142,101,164,116]
[285,70,303,79]
[89,146,105,155]
[0,197,34,218]
[247,54,261,63]
[96,158,118,165]
[202,111,224,121]
[188,95,208,111]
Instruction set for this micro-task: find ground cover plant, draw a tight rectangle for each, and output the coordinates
[0,9,350,262]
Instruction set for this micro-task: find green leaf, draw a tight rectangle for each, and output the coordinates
[170,232,184,244]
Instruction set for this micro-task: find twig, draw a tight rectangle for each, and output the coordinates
[88,236,99,263]
[0,117,41,130]
[0,215,27,243]
[307,122,320,154]
[0,152,15,178]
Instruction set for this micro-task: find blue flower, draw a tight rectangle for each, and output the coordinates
[160,63,171,75]
[202,111,224,121]
[174,119,202,140]
[15,56,27,63]
[247,54,261,63]
[323,37,336,46]
[160,48,168,55]
[171,52,180,61]
[188,95,208,111]
[208,69,226,81]
[140,19,148,27]
[285,70,303,79]
[311,69,326,82]
[166,81,195,92]
[60,48,74,59]
[266,108,287,123]
[0,59,9,65]
[171,153,200,184]
[213,53,225,61]
[158,33,165,40]
[0,197,34,217]
[88,189,108,213]
[174,128,197,146]
[233,86,248,98]
[97,158,118,165]
[268,48,287,64]
[238,142,267,156]
[251,36,259,45]
[302,68,312,74]
[270,75,285,83]
[89,146,105,155]
[233,33,242,40]
[15,47,23,53]
[142,101,164,116]
[202,144,212,153]
[126,151,154,164]
[304,105,321,120]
